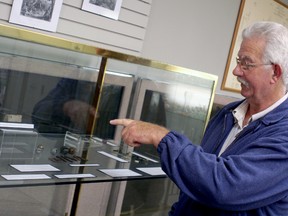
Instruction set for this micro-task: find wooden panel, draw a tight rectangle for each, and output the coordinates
[142,0,153,4]
[59,0,151,53]
[63,1,150,27]
[61,5,146,39]
[65,0,151,16]
[61,0,151,53]
[0,3,10,20]
[120,8,150,27]
[63,0,82,8]
[50,34,141,56]
[122,0,151,15]
[0,0,11,4]
[57,19,143,51]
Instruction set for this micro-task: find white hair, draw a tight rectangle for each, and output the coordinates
[242,21,288,86]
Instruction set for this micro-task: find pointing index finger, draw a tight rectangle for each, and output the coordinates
[110,119,134,127]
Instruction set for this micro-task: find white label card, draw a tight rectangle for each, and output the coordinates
[2,174,51,180]
[99,169,142,177]
[11,164,60,172]
[54,174,95,179]
[136,167,166,176]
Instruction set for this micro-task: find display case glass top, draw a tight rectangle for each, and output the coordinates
[0,131,165,188]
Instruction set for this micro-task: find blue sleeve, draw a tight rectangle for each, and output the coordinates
[157,130,288,210]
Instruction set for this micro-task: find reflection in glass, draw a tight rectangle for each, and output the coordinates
[0,69,124,140]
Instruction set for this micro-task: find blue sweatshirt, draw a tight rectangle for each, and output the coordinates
[158,99,288,215]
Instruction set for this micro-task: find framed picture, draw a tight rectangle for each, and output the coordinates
[221,0,288,92]
[9,0,64,32]
[82,0,123,20]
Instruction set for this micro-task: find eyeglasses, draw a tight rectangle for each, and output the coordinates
[235,57,273,71]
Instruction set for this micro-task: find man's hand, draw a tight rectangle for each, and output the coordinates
[110,119,169,148]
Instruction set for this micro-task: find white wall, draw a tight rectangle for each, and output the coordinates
[142,0,288,98]
[141,0,242,98]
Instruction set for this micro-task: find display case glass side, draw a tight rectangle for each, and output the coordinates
[0,23,218,184]
[0,23,219,216]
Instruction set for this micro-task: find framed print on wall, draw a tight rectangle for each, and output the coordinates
[221,0,288,93]
[9,0,64,32]
[82,0,123,20]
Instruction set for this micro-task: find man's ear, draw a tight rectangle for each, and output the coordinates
[272,64,282,82]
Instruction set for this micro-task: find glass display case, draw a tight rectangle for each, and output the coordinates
[0,23,218,216]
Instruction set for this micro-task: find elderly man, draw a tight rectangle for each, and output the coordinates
[110,21,288,215]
